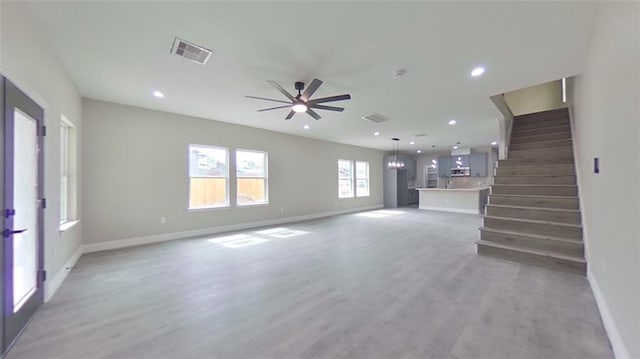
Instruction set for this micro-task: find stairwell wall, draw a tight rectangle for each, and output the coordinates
[567,2,639,358]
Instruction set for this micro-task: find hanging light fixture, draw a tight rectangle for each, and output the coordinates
[387,138,405,170]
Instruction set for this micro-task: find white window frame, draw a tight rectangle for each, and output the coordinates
[338,159,355,198]
[236,149,269,206]
[59,115,77,231]
[355,161,370,197]
[188,144,229,210]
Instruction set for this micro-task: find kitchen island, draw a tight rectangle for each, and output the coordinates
[416,188,489,214]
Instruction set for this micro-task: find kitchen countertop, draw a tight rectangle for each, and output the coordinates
[415,187,489,192]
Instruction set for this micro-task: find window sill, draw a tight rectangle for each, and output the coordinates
[237,202,269,208]
[59,220,79,233]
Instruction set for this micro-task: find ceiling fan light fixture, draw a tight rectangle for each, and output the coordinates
[292,103,308,113]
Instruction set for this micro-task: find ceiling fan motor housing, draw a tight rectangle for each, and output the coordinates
[295,81,305,95]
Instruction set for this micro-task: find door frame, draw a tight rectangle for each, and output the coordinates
[2,77,45,352]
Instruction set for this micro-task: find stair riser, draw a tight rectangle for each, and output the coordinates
[486,206,581,224]
[489,195,579,210]
[510,132,572,144]
[493,176,576,185]
[484,217,582,240]
[498,158,574,167]
[480,230,584,257]
[513,118,570,131]
[491,186,578,197]
[477,243,586,276]
[512,125,571,138]
[514,109,569,121]
[510,139,572,151]
[509,147,574,159]
[496,166,575,176]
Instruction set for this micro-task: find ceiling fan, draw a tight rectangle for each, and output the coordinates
[246,78,351,120]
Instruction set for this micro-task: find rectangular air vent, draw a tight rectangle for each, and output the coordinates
[414,133,428,137]
[170,37,212,65]
[361,113,390,123]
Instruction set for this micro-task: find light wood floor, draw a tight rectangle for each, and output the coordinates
[8,208,613,359]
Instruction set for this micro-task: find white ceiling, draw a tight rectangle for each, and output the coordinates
[25,1,599,153]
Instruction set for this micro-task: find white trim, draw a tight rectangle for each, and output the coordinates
[82,205,383,253]
[44,246,83,302]
[418,206,479,214]
[59,220,79,233]
[587,269,631,359]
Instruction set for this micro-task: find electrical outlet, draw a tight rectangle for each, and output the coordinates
[160,216,167,224]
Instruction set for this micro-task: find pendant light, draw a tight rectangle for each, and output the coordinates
[387,138,405,170]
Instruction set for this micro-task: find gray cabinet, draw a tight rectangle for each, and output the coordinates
[469,153,488,177]
[437,155,451,177]
[452,155,469,168]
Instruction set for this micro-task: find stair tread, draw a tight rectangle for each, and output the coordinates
[509,146,574,152]
[491,184,576,187]
[514,108,568,118]
[479,227,583,244]
[486,204,580,213]
[490,194,578,199]
[476,239,586,263]
[510,138,571,145]
[483,215,582,228]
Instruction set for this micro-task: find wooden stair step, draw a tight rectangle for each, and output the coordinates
[511,124,572,137]
[497,157,574,167]
[479,227,584,257]
[508,146,574,159]
[476,239,586,276]
[514,108,568,118]
[486,204,581,224]
[512,118,570,131]
[493,175,576,185]
[510,131,571,144]
[483,215,582,240]
[491,184,577,196]
[495,164,575,176]
[489,194,579,210]
[510,139,572,151]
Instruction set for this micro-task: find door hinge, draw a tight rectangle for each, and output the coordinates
[41,198,46,209]
[41,125,47,137]
[4,209,16,218]
[40,270,47,282]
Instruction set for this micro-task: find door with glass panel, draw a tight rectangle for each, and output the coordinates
[2,78,45,349]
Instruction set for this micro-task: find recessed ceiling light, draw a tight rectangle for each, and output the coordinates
[303,125,310,130]
[416,150,422,153]
[453,145,459,149]
[471,66,485,77]
[374,131,380,136]
[153,90,165,98]
[409,141,415,145]
[448,120,457,125]
[491,141,497,145]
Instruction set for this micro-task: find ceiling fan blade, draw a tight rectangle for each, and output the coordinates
[257,105,292,112]
[246,95,291,104]
[301,78,323,102]
[267,81,295,101]
[306,108,321,120]
[309,104,344,112]
[285,110,296,120]
[308,94,351,104]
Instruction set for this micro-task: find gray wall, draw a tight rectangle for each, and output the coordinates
[568,2,639,358]
[0,2,83,298]
[82,99,383,244]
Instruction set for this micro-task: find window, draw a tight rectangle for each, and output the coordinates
[60,118,74,225]
[189,144,228,209]
[355,161,370,197]
[338,160,354,198]
[236,149,268,205]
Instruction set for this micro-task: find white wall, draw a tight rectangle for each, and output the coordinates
[0,2,83,299]
[504,80,564,116]
[82,99,383,246]
[568,2,639,358]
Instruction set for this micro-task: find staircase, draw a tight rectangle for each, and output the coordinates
[476,108,586,275]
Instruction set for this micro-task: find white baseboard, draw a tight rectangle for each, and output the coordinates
[82,205,383,254]
[418,206,479,214]
[588,269,632,359]
[45,246,83,302]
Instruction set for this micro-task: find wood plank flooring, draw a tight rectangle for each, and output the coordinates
[7,209,613,359]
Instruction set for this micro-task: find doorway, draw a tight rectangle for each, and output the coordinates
[2,77,45,352]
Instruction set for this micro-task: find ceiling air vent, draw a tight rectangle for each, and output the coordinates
[361,113,390,123]
[170,37,212,65]
[414,133,428,137]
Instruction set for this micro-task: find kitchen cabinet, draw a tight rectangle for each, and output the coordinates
[469,153,488,177]
[452,155,469,168]
[437,155,451,178]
